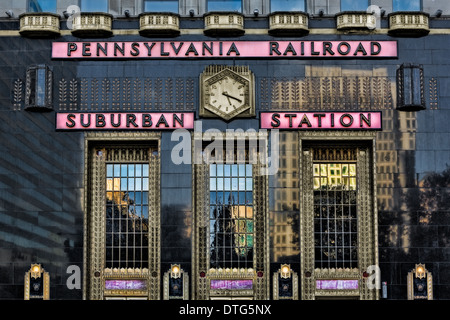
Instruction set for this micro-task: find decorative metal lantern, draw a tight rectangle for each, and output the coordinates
[25,64,53,111]
[407,263,433,300]
[24,264,50,300]
[273,264,298,300]
[163,264,189,300]
[396,63,425,111]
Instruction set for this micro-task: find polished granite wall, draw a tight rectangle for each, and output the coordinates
[0,21,449,299]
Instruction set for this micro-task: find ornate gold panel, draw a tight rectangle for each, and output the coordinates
[83,132,161,300]
[299,131,378,300]
[407,264,433,300]
[24,264,50,300]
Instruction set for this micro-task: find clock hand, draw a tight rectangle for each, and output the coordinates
[224,94,231,105]
[222,91,242,103]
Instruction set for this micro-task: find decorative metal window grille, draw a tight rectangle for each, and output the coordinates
[105,163,150,268]
[209,163,254,269]
[313,157,358,269]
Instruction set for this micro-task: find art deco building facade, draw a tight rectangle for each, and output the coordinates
[0,0,448,301]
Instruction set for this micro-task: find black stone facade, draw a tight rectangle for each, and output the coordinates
[0,17,449,300]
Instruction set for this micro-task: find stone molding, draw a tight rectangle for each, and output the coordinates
[19,12,60,37]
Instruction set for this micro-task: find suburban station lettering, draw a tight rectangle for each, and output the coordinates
[260,112,382,130]
[56,112,195,130]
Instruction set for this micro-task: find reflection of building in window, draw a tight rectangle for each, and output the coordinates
[271,0,305,12]
[209,164,254,268]
[144,0,179,13]
[28,0,56,12]
[313,161,358,269]
[341,0,368,11]
[393,0,421,11]
[272,132,300,262]
[207,0,242,12]
[81,0,108,12]
[105,163,150,268]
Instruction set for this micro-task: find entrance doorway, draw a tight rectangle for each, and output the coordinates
[299,132,379,300]
[83,133,161,300]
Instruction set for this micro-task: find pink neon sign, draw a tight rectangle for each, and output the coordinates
[56,112,194,130]
[52,41,397,59]
[260,112,382,130]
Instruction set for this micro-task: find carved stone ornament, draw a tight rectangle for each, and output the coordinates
[200,65,255,121]
[71,12,113,37]
[336,11,376,32]
[388,12,430,37]
[269,12,309,36]
[19,12,60,37]
[139,12,180,36]
[203,12,244,36]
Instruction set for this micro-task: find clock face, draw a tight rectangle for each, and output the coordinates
[202,69,252,120]
[209,75,246,113]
